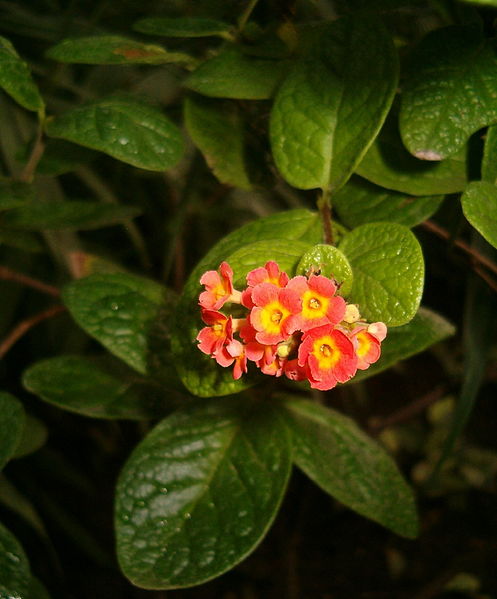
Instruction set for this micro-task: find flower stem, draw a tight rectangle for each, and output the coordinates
[317,187,333,245]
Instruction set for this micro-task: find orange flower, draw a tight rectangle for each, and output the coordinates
[249,283,301,345]
[199,262,241,310]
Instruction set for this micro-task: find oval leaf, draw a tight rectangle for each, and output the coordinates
[115,397,292,589]
[23,355,169,420]
[0,36,44,112]
[0,392,25,471]
[353,307,455,383]
[45,95,184,171]
[0,522,31,598]
[461,181,497,249]
[296,244,353,296]
[46,36,193,65]
[171,209,322,398]
[356,111,468,195]
[185,46,287,100]
[400,25,497,160]
[270,15,398,191]
[339,222,424,326]
[0,180,35,211]
[62,273,176,379]
[184,96,251,189]
[134,17,232,39]
[2,201,140,231]
[278,398,418,538]
[334,176,443,229]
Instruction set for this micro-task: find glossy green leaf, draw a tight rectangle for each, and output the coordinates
[0,180,34,211]
[356,112,468,195]
[2,201,141,231]
[353,307,455,383]
[270,15,398,191]
[115,397,292,589]
[0,392,25,471]
[184,96,251,189]
[339,223,424,326]
[62,273,177,380]
[0,36,44,112]
[134,17,232,39]
[481,125,497,184]
[296,244,353,296]
[400,25,497,160]
[45,95,184,171]
[172,210,321,397]
[23,355,169,420]
[461,181,497,249]
[334,176,444,229]
[278,398,418,538]
[0,522,31,597]
[46,36,193,65]
[184,46,287,100]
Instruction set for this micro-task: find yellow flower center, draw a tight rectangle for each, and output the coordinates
[302,290,329,321]
[313,335,341,369]
[271,310,283,323]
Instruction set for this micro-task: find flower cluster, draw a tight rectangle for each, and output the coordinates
[196,261,387,391]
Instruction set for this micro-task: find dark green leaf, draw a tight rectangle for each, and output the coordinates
[334,176,443,229]
[400,25,497,160]
[353,307,455,383]
[0,230,44,253]
[29,576,52,599]
[134,17,233,39]
[115,397,292,589]
[172,210,321,397]
[0,35,44,112]
[0,180,35,211]
[46,36,193,65]
[62,273,178,382]
[339,223,424,326]
[481,125,497,184]
[12,414,47,458]
[32,139,97,176]
[270,15,398,191]
[296,244,353,296]
[23,355,170,420]
[185,46,287,100]
[184,96,251,189]
[0,522,31,597]
[2,201,141,231]
[461,181,497,249]
[278,398,418,538]
[45,95,185,171]
[0,392,25,471]
[356,112,468,195]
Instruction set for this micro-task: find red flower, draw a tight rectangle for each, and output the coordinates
[298,324,357,390]
[242,261,289,309]
[249,283,301,345]
[199,262,241,310]
[196,310,233,357]
[287,274,346,332]
[350,322,387,370]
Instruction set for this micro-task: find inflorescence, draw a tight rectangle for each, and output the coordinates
[196,261,386,391]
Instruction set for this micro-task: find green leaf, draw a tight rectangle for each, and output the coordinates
[62,273,177,380]
[353,307,455,383]
[400,25,497,160]
[270,15,398,191]
[0,35,44,112]
[184,96,251,189]
[2,201,141,231]
[23,355,170,420]
[115,397,291,589]
[356,112,468,195]
[296,244,353,296]
[334,176,444,229]
[46,35,193,65]
[339,222,424,326]
[481,125,497,184]
[0,180,34,211]
[12,414,47,458]
[172,210,321,397]
[134,17,233,39]
[33,140,97,176]
[278,398,418,538]
[0,230,44,253]
[0,392,25,471]
[45,95,184,171]
[461,181,497,249]
[29,576,52,599]
[0,522,31,597]
[184,46,287,100]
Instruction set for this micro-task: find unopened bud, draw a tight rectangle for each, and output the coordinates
[343,304,361,324]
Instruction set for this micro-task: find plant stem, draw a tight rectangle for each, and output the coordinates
[237,0,260,32]
[19,111,46,183]
[0,305,65,358]
[0,265,60,297]
[317,187,333,245]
